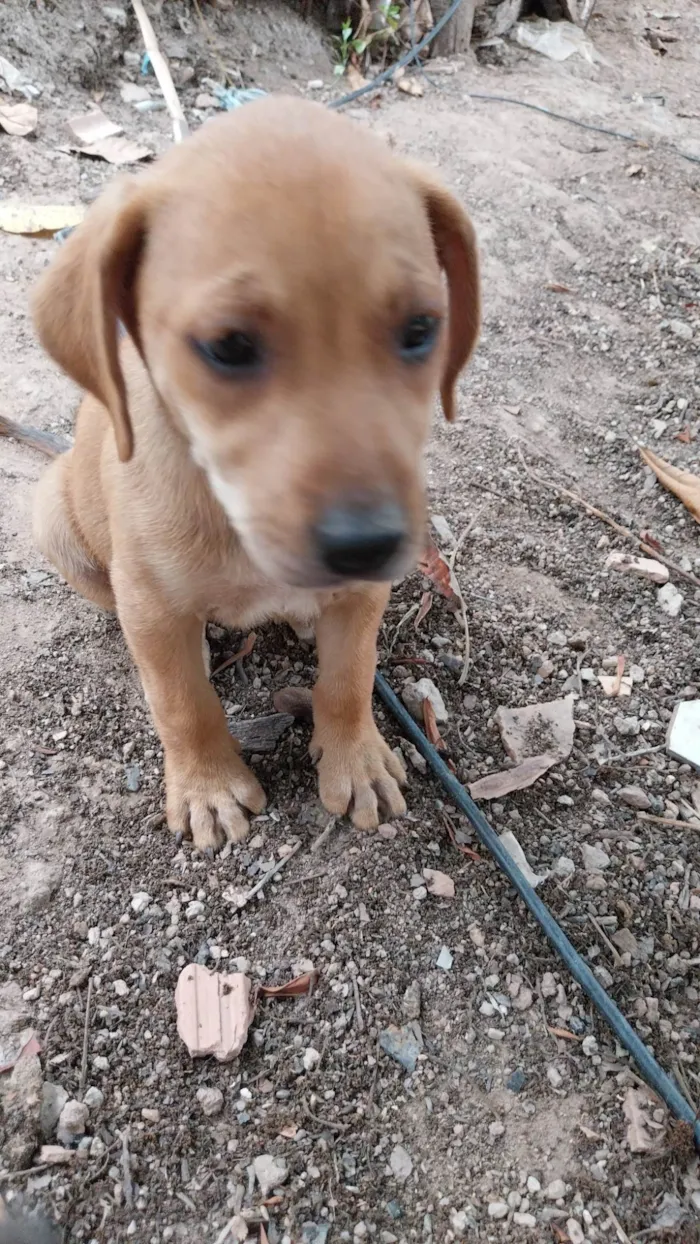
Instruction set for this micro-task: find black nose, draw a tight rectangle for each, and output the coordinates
[314,501,407,579]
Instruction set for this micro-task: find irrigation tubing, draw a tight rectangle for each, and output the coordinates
[374,670,700,1150]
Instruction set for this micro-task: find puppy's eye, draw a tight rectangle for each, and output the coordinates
[193,331,264,375]
[399,314,440,362]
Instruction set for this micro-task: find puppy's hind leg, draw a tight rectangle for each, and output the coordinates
[33,453,115,612]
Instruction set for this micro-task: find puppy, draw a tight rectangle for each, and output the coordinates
[28,96,480,851]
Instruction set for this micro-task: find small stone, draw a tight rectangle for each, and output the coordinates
[253,1153,289,1197]
[186,900,205,920]
[450,1209,476,1236]
[378,822,398,839]
[553,856,575,878]
[614,715,641,737]
[402,980,421,1021]
[124,764,141,792]
[582,1035,598,1058]
[436,946,453,971]
[513,987,533,1011]
[604,551,669,585]
[423,868,455,898]
[195,92,218,109]
[196,1086,224,1117]
[303,1047,321,1072]
[401,677,448,723]
[40,1082,69,1140]
[487,1027,504,1042]
[581,843,611,872]
[546,1065,563,1089]
[566,1220,585,1244]
[617,785,651,811]
[513,1213,537,1227]
[489,1121,505,1139]
[113,980,129,997]
[657,582,683,617]
[57,1100,89,1147]
[389,1144,413,1182]
[507,1069,526,1093]
[487,1202,508,1219]
[540,973,557,999]
[669,319,693,341]
[586,873,607,891]
[379,1021,423,1073]
[412,885,428,902]
[527,1176,541,1194]
[130,892,151,914]
[83,1087,104,1111]
[141,1108,160,1123]
[612,927,639,957]
[545,1178,566,1201]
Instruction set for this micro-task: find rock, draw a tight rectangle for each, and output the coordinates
[612,927,639,958]
[40,1082,69,1140]
[389,1144,413,1182]
[553,856,575,878]
[513,987,533,1011]
[142,1108,160,1123]
[527,1176,541,1194]
[666,700,700,768]
[38,1144,75,1166]
[495,694,575,765]
[303,1047,321,1072]
[113,980,129,997]
[507,1069,526,1093]
[120,82,151,103]
[83,1087,104,1111]
[18,861,61,914]
[124,763,141,792]
[614,715,640,737]
[546,1065,563,1089]
[402,980,421,1021]
[196,1086,224,1117]
[618,785,651,810]
[669,319,693,341]
[379,1021,423,1073]
[195,92,218,109]
[0,982,33,1038]
[423,868,455,898]
[301,1227,331,1244]
[436,946,453,971]
[513,1213,537,1227]
[378,822,398,839]
[131,892,151,914]
[253,1153,289,1197]
[566,1220,585,1244]
[487,1202,508,1219]
[186,900,205,920]
[548,630,567,647]
[450,1208,477,1236]
[401,677,448,723]
[56,1100,89,1147]
[399,739,427,774]
[545,1178,566,1201]
[604,551,669,585]
[581,843,610,872]
[489,1121,505,1139]
[658,582,683,617]
[540,973,556,999]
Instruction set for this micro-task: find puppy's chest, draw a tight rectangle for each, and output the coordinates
[206,574,325,631]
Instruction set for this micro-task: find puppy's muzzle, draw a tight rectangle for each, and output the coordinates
[313,499,408,580]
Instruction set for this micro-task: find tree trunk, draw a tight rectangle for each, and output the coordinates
[428,0,477,55]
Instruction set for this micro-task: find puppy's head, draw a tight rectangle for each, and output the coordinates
[32,97,479,587]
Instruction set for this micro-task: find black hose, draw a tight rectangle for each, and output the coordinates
[374,670,700,1149]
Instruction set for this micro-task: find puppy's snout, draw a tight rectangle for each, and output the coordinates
[313,500,407,580]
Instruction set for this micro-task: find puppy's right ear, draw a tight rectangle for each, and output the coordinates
[31,177,148,463]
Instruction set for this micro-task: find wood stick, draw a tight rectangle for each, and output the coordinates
[131,0,188,144]
[637,811,700,831]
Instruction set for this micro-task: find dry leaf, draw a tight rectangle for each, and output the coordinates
[422,696,444,749]
[640,446,700,522]
[676,425,693,444]
[423,868,455,898]
[259,970,318,998]
[74,135,152,165]
[414,590,433,629]
[469,754,556,800]
[212,631,257,676]
[397,75,424,97]
[0,203,85,237]
[278,1123,298,1139]
[68,107,122,145]
[0,100,37,137]
[623,1086,656,1153]
[548,1025,580,1042]
[345,64,367,91]
[418,543,460,610]
[640,528,663,553]
[546,282,574,294]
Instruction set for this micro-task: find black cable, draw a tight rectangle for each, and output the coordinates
[328,0,466,109]
[374,670,700,1150]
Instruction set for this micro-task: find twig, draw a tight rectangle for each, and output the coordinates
[448,515,483,688]
[238,840,302,907]
[517,446,700,590]
[606,1205,633,1244]
[302,1096,348,1133]
[0,1161,71,1183]
[310,818,336,853]
[79,975,93,1096]
[387,602,419,656]
[212,631,257,678]
[589,914,622,967]
[602,743,665,765]
[351,972,365,1034]
[120,1125,134,1208]
[637,811,700,831]
[131,0,188,144]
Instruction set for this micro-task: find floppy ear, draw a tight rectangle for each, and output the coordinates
[410,166,481,422]
[31,177,148,462]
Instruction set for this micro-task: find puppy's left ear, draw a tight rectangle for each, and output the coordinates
[410,166,481,422]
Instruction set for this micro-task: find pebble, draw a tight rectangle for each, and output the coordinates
[186,900,205,920]
[303,1047,321,1072]
[527,1176,541,1194]
[553,856,575,877]
[253,1153,289,1197]
[57,1100,89,1147]
[658,582,683,617]
[141,1108,160,1123]
[566,1220,585,1244]
[614,714,641,737]
[617,785,652,811]
[436,946,453,971]
[389,1144,413,1182]
[377,823,398,839]
[507,1069,526,1093]
[487,1202,508,1219]
[83,1087,104,1111]
[113,980,129,997]
[513,987,533,1011]
[130,892,151,914]
[545,1179,566,1201]
[124,764,141,792]
[513,1213,537,1228]
[379,1022,423,1073]
[450,1209,475,1236]
[669,318,693,340]
[541,973,557,999]
[401,677,448,723]
[546,1065,563,1089]
[402,980,421,1021]
[581,843,610,872]
[40,1083,69,1140]
[548,630,567,647]
[196,1087,224,1117]
[488,1121,505,1139]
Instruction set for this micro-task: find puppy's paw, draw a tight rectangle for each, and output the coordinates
[165,750,266,852]
[310,721,406,830]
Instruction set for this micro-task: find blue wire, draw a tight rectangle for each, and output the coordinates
[374,671,700,1150]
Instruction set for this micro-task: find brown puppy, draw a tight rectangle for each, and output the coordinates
[30,96,480,851]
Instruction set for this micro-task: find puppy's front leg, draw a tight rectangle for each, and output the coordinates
[115,586,266,851]
[311,585,406,829]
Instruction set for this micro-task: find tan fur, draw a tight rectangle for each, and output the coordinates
[30,96,480,851]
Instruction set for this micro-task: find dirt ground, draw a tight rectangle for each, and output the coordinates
[1,1,699,1241]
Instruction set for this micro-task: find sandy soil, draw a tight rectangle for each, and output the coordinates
[0,1,699,1241]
